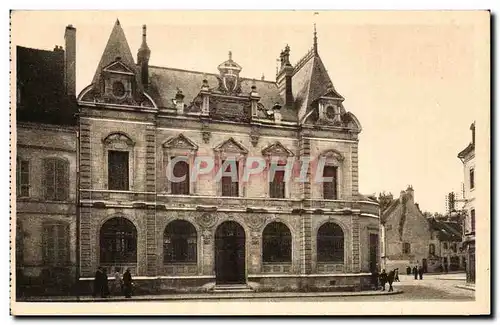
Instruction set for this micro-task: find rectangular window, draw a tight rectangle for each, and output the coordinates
[170,158,190,195]
[16,158,30,197]
[108,151,129,190]
[471,209,476,232]
[269,162,286,199]
[402,242,411,254]
[323,166,338,200]
[443,242,448,249]
[43,159,69,201]
[42,222,69,266]
[221,160,239,197]
[469,168,475,189]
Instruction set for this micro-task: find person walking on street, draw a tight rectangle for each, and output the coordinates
[123,268,133,298]
[93,267,103,298]
[387,269,395,292]
[101,267,109,298]
[406,265,411,275]
[112,267,123,296]
[418,266,424,280]
[379,269,388,291]
[394,268,400,282]
[371,268,380,290]
[412,265,418,280]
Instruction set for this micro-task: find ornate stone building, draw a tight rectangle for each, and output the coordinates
[76,20,379,292]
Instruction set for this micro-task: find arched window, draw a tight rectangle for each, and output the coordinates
[100,218,137,264]
[317,222,344,263]
[43,158,69,201]
[164,220,197,263]
[262,222,292,263]
[429,243,436,255]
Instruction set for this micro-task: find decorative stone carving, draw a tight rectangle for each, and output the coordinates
[201,120,211,144]
[320,149,344,162]
[245,215,269,231]
[250,126,260,147]
[251,231,261,245]
[102,132,135,147]
[163,133,198,150]
[214,137,249,154]
[202,230,213,245]
[261,141,294,157]
[196,213,218,229]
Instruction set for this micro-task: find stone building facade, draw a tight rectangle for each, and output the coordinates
[15,26,78,296]
[458,122,476,284]
[381,186,464,273]
[75,20,380,292]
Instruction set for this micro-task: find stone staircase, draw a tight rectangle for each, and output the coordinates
[212,283,254,293]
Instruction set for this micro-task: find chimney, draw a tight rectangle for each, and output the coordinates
[137,24,151,88]
[470,122,476,145]
[175,89,185,114]
[64,25,76,97]
[276,45,294,108]
[405,185,414,203]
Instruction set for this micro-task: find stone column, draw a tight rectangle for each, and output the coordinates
[351,213,361,272]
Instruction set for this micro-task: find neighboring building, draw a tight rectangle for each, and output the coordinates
[381,186,464,273]
[458,122,476,284]
[15,26,78,295]
[74,20,380,292]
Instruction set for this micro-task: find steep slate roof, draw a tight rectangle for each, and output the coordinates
[91,19,142,90]
[291,49,344,121]
[458,142,474,159]
[16,46,77,126]
[147,66,293,121]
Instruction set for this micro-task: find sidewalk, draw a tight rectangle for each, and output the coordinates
[455,284,475,292]
[18,289,403,302]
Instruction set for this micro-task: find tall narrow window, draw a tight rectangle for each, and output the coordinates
[262,222,292,263]
[403,242,411,254]
[100,217,137,264]
[42,221,69,266]
[471,209,476,232]
[269,161,286,199]
[221,160,239,197]
[429,244,436,255]
[43,158,69,201]
[469,168,475,190]
[171,158,190,195]
[323,165,338,199]
[16,157,30,197]
[108,151,129,190]
[317,222,344,263]
[164,220,197,263]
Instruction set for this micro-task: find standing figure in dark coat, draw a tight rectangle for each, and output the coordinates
[412,266,418,280]
[123,268,133,298]
[93,267,103,298]
[406,265,411,275]
[379,269,388,291]
[387,269,395,292]
[371,268,380,290]
[101,267,109,298]
[418,266,424,280]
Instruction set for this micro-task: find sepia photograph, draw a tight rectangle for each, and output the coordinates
[9,10,490,316]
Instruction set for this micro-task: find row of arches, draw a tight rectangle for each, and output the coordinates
[99,218,346,265]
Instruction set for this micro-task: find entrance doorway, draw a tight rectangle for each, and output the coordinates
[369,233,379,272]
[215,221,246,284]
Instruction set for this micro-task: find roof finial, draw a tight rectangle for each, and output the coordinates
[116,18,120,26]
[228,50,232,61]
[313,23,318,54]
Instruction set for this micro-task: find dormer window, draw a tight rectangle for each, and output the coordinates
[326,105,337,119]
[112,81,126,98]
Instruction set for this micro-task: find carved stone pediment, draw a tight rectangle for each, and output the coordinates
[209,96,251,123]
[261,141,294,157]
[320,149,344,162]
[103,61,135,75]
[163,133,198,150]
[214,137,248,154]
[102,132,135,147]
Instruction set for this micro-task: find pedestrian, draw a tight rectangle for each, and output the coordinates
[406,265,411,275]
[123,268,133,298]
[387,269,395,292]
[93,267,103,298]
[112,267,123,296]
[412,266,418,280]
[394,268,400,282]
[101,266,109,298]
[418,266,424,280]
[379,269,388,291]
[371,267,380,290]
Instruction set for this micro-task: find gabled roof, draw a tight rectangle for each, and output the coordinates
[427,218,462,242]
[458,142,474,159]
[16,46,77,126]
[291,50,343,121]
[91,20,141,90]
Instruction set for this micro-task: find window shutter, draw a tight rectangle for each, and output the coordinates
[43,160,55,200]
[55,160,69,200]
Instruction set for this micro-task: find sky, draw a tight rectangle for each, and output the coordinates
[10,11,489,213]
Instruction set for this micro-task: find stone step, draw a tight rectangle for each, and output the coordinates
[212,284,253,293]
